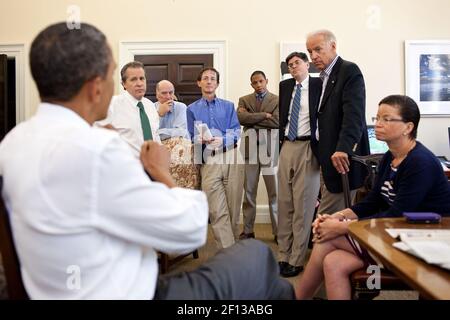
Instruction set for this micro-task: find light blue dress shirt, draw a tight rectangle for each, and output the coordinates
[155,101,189,140]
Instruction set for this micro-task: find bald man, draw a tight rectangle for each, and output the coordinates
[155,80,189,141]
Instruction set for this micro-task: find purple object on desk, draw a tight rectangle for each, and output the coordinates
[403,212,442,224]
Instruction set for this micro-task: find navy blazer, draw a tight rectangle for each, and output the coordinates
[317,57,370,193]
[279,76,322,158]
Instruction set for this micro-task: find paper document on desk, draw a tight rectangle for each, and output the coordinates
[387,228,450,270]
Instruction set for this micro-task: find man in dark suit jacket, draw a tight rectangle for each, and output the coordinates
[237,71,279,241]
[277,52,322,277]
[306,29,370,215]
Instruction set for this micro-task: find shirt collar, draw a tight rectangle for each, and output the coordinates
[295,76,309,89]
[255,91,267,100]
[201,96,218,105]
[123,90,141,107]
[322,55,340,77]
[37,102,91,127]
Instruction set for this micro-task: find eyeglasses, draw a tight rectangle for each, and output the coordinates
[287,60,302,69]
[372,116,405,124]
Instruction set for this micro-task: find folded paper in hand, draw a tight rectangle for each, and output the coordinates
[386,228,450,270]
[196,123,213,140]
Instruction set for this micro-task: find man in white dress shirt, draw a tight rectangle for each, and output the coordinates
[98,61,160,157]
[0,22,294,300]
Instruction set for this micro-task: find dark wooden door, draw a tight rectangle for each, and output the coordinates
[0,55,16,141]
[135,54,213,106]
[0,54,8,141]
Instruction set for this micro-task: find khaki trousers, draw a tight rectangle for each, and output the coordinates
[242,164,278,235]
[277,140,320,266]
[201,149,244,249]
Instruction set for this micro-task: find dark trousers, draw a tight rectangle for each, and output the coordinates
[154,239,294,300]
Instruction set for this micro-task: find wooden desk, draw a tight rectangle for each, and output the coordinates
[348,217,450,300]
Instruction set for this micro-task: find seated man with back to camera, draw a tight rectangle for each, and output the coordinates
[295,95,450,300]
[0,22,294,300]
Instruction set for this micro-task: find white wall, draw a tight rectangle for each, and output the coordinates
[1,0,449,213]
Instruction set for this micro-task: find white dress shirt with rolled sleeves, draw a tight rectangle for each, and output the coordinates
[0,103,208,299]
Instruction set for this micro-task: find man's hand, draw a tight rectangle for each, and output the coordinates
[265,113,272,119]
[140,141,176,188]
[238,107,248,113]
[158,100,173,117]
[209,136,223,150]
[331,151,350,174]
[101,124,116,130]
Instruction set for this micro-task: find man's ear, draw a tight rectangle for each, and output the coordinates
[197,80,201,88]
[86,76,103,104]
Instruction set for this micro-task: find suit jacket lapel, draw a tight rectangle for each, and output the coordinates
[319,57,342,111]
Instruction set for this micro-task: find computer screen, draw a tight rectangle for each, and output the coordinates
[367,125,389,154]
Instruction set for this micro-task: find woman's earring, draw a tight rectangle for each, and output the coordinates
[402,132,407,136]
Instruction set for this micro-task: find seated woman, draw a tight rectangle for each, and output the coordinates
[295,94,450,300]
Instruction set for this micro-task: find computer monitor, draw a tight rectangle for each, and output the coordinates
[367,125,389,154]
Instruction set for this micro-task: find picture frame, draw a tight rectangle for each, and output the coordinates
[405,40,450,116]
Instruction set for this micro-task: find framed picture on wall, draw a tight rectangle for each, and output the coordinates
[405,40,450,116]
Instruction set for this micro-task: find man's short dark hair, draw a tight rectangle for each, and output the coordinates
[250,70,266,80]
[30,22,110,102]
[285,52,309,65]
[197,67,220,83]
[121,61,145,83]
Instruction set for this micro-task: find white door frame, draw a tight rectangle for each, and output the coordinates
[118,41,226,98]
[0,44,27,123]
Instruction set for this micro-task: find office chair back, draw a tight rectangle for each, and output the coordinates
[0,177,28,299]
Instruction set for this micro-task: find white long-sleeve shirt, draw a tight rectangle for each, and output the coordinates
[96,91,161,157]
[0,103,208,299]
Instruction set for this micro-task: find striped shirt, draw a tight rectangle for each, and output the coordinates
[380,165,398,204]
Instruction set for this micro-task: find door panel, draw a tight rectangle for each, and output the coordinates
[136,54,213,106]
[0,54,8,140]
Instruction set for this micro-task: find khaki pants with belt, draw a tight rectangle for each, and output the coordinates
[277,140,320,267]
[201,148,244,249]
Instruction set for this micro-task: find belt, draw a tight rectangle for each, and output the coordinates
[211,143,238,157]
[284,135,311,142]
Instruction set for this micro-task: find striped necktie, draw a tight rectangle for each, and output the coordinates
[287,84,302,141]
[137,101,153,141]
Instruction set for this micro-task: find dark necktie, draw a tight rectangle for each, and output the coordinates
[255,93,263,112]
[137,101,153,141]
[287,84,302,141]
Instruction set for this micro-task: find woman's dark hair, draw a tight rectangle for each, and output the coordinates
[30,22,111,102]
[378,95,420,139]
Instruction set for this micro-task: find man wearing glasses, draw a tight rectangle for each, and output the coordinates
[306,29,370,216]
[277,52,322,277]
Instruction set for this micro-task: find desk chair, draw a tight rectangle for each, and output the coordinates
[0,178,28,299]
[342,155,410,300]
